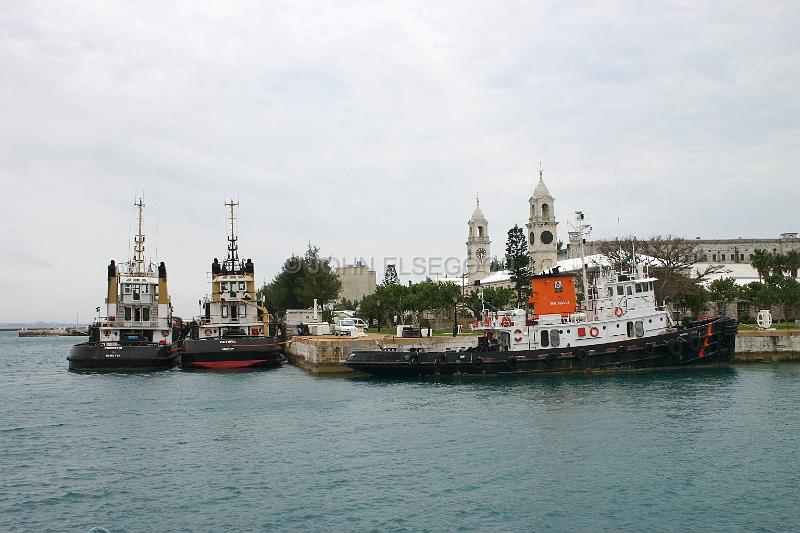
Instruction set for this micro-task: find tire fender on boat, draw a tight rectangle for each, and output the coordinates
[473,357,484,369]
[668,338,683,357]
[575,349,587,360]
[409,354,419,365]
[687,335,702,352]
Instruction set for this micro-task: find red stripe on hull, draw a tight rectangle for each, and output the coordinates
[185,360,273,370]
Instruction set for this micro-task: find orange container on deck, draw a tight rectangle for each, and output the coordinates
[528,273,577,317]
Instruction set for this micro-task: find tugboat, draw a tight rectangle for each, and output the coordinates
[347,212,738,377]
[68,199,180,371]
[180,200,282,370]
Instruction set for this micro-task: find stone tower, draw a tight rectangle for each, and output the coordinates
[466,196,491,284]
[526,169,558,273]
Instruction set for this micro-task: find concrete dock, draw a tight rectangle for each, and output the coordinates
[286,333,479,374]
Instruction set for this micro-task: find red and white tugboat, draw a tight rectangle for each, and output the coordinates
[347,212,738,377]
[180,200,282,370]
[68,199,179,371]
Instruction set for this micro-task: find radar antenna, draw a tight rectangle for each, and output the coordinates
[225,198,239,269]
[133,198,146,274]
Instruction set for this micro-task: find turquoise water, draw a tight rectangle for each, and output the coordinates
[2,332,799,532]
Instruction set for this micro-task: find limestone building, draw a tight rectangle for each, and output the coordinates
[336,262,376,303]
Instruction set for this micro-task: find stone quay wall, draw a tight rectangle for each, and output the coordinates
[734,330,800,362]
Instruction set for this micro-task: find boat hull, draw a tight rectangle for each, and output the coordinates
[180,336,283,370]
[346,318,738,378]
[68,343,179,372]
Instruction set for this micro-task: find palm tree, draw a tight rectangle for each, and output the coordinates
[771,253,788,277]
[784,250,800,279]
[751,249,773,282]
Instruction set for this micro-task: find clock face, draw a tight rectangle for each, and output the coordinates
[540,230,554,245]
[476,248,487,260]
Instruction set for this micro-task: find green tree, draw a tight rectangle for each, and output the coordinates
[784,250,800,279]
[708,277,740,317]
[751,249,773,282]
[258,245,342,317]
[674,285,710,318]
[375,282,410,325]
[505,225,532,307]
[383,264,399,285]
[767,275,800,327]
[359,292,386,330]
[772,254,788,277]
[739,282,774,312]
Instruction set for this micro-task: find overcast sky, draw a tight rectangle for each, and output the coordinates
[1,1,798,322]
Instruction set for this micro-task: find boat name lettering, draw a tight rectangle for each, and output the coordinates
[220,340,236,344]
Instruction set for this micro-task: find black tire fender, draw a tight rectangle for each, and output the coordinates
[668,338,683,357]
[473,356,484,369]
[409,354,419,365]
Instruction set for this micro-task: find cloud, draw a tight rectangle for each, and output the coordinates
[1,1,798,321]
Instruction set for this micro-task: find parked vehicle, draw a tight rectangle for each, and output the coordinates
[333,318,367,336]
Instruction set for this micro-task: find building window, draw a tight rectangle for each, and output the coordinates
[541,204,550,219]
[749,254,754,260]
[721,254,726,261]
[239,282,246,291]
[124,307,131,321]
[712,254,717,261]
[737,302,750,320]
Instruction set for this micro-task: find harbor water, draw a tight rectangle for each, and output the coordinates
[2,332,799,532]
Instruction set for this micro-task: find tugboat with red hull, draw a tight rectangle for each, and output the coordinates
[180,200,282,370]
[68,199,179,371]
[347,212,738,377]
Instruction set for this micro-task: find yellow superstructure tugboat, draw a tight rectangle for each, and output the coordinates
[68,199,179,371]
[180,200,282,370]
[347,212,738,377]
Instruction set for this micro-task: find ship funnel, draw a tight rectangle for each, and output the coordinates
[158,261,169,305]
[106,260,118,319]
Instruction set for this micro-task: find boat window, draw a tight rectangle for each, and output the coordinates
[239,305,246,317]
[617,285,624,295]
[554,280,563,293]
[636,283,643,293]
[606,287,613,298]
[626,286,633,296]
[230,304,238,319]
[239,282,246,291]
[550,329,560,347]
[627,321,634,337]
[123,284,131,294]
[221,282,228,292]
[124,307,131,321]
[222,305,228,318]
[635,321,644,337]
[540,329,549,347]
[649,282,654,291]
[134,307,141,321]
[132,285,140,300]
[142,284,149,294]
[142,307,150,321]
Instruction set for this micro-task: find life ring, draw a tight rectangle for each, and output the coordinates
[473,357,484,369]
[668,338,683,357]
[614,307,624,317]
[589,326,600,338]
[204,329,212,336]
[500,315,513,327]
[513,328,524,343]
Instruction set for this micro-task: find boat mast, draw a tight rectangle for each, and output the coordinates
[575,211,591,312]
[133,198,146,274]
[225,198,239,270]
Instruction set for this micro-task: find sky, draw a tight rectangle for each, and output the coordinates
[1,1,799,322]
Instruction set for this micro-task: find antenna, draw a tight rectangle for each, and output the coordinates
[133,198,146,274]
[539,161,543,179]
[225,198,239,269]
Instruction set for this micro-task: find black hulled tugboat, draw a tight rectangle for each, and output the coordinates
[68,199,180,371]
[347,212,738,377]
[180,200,282,370]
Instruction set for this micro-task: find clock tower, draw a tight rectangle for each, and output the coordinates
[466,196,491,284]
[526,169,558,273]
